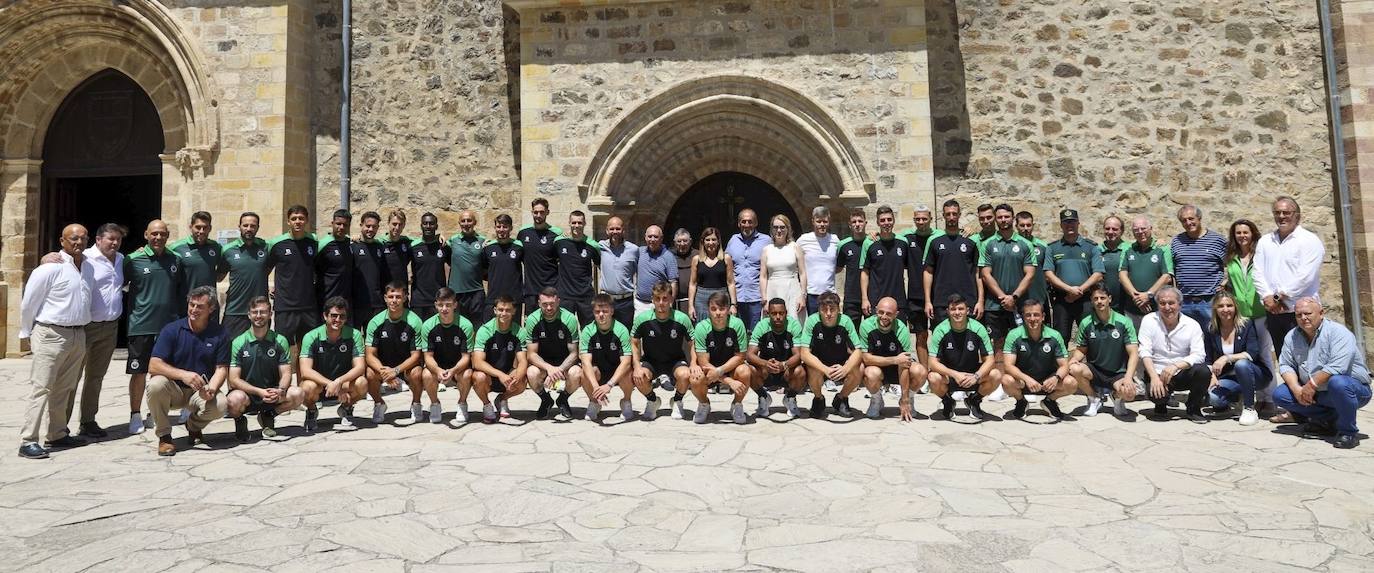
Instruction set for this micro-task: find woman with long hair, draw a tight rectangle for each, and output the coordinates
[1223,218,1276,415]
[759,214,808,321]
[688,227,737,323]
[1204,291,1271,425]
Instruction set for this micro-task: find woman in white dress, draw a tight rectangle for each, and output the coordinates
[759,214,808,321]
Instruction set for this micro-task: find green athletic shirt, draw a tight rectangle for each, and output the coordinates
[219,238,270,317]
[230,329,290,390]
[977,233,1034,311]
[419,314,476,369]
[798,313,865,365]
[474,318,526,372]
[580,321,632,381]
[124,246,185,336]
[522,307,581,365]
[1003,325,1067,381]
[928,318,993,373]
[692,316,748,367]
[365,310,425,367]
[301,325,364,380]
[1045,237,1104,290]
[169,237,223,295]
[1074,311,1138,376]
[749,316,803,363]
[1121,242,1173,311]
[1023,235,1051,306]
[860,314,914,358]
[1098,241,1126,311]
[631,309,694,364]
[447,233,488,294]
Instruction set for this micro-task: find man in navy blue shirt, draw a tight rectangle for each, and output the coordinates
[145,286,230,456]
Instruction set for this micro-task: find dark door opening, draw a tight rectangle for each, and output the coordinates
[665,172,802,246]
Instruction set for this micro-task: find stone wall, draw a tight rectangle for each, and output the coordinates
[928,0,1344,313]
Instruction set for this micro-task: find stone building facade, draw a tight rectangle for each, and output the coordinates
[0,0,1371,355]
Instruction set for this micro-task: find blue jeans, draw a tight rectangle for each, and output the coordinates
[1208,359,1266,408]
[1273,375,1372,436]
[806,294,820,316]
[1181,299,1212,331]
[736,301,763,331]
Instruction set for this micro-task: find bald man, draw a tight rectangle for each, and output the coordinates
[447,210,488,325]
[634,225,678,316]
[599,216,640,327]
[123,220,186,434]
[727,209,768,330]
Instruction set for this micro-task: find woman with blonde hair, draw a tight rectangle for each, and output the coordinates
[687,227,737,323]
[1222,218,1276,415]
[1203,290,1271,426]
[759,214,807,321]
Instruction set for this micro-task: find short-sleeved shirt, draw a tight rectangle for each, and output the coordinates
[420,314,475,369]
[798,314,865,365]
[365,310,424,366]
[474,319,525,372]
[928,318,993,373]
[447,233,487,294]
[971,230,998,254]
[924,232,980,307]
[409,237,450,308]
[634,246,679,302]
[631,309,694,364]
[169,238,222,296]
[726,232,768,303]
[860,315,913,358]
[903,230,933,302]
[125,246,185,336]
[580,321,632,378]
[1122,242,1173,307]
[266,233,318,313]
[1023,235,1051,306]
[480,240,524,301]
[219,238,269,318]
[692,316,748,366]
[861,236,907,306]
[316,236,354,307]
[978,234,1034,311]
[522,307,581,366]
[1074,311,1138,376]
[150,319,230,382]
[1045,237,1104,291]
[230,329,290,390]
[835,236,870,308]
[380,236,412,287]
[749,316,803,363]
[1170,231,1227,297]
[1098,241,1126,309]
[598,240,639,295]
[302,325,364,380]
[1004,326,1067,381]
[555,236,600,301]
[797,232,838,295]
[518,225,562,299]
[351,239,387,311]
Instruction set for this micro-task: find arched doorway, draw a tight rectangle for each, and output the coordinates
[40,70,164,254]
[665,172,802,244]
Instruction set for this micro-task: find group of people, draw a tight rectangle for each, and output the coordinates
[16,195,1371,460]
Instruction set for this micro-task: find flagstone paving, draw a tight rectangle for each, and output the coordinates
[1,357,1371,572]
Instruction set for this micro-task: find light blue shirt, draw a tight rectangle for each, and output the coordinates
[635,245,679,302]
[726,232,768,303]
[598,240,639,296]
[1280,320,1370,386]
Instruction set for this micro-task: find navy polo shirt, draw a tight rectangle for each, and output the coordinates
[151,318,231,383]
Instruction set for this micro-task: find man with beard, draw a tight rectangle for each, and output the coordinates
[351,211,388,328]
[518,198,562,312]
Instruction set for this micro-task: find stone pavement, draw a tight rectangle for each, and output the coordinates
[1,357,1372,572]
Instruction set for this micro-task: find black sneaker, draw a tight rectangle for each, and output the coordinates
[1335,434,1360,449]
[47,435,87,449]
[78,422,108,438]
[18,443,48,459]
[831,394,848,417]
[304,408,319,433]
[1044,399,1066,421]
[810,396,827,419]
[1302,421,1336,436]
[1153,403,1169,418]
[556,393,573,419]
[536,392,554,419]
[1009,399,1029,420]
[966,395,986,420]
[234,416,250,442]
[1186,410,1209,424]
[940,396,956,420]
[258,411,278,438]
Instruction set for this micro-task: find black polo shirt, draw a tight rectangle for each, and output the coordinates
[481,240,525,301]
[409,237,450,308]
[267,233,319,313]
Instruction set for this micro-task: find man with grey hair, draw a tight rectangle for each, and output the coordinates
[634,225,678,316]
[797,206,838,316]
[146,286,230,456]
[1273,297,1370,448]
[1169,205,1227,330]
[1254,196,1324,357]
[671,228,695,314]
[1137,286,1211,423]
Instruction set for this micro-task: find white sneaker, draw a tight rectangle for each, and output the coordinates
[731,403,747,424]
[482,403,497,423]
[1113,396,1127,417]
[177,408,191,425]
[987,386,1009,402]
[1239,407,1259,426]
[336,406,356,430]
[400,381,410,393]
[372,402,387,423]
[585,402,601,421]
[694,401,711,424]
[454,402,468,424]
[670,399,687,420]
[498,399,512,418]
[823,380,839,392]
[866,393,884,419]
[756,392,773,417]
[654,374,672,391]
[885,384,900,397]
[620,399,635,420]
[1085,396,1103,417]
[783,396,800,419]
[919,381,931,394]
[129,413,144,434]
[410,403,423,421]
[429,403,443,424]
[642,396,659,420]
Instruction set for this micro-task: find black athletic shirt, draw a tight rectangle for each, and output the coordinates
[929,318,993,374]
[521,307,580,366]
[409,238,450,308]
[266,233,319,313]
[420,314,475,370]
[351,239,387,313]
[923,232,979,307]
[631,309,693,365]
[381,236,411,287]
[798,314,865,366]
[475,319,524,373]
[366,310,423,367]
[692,316,748,367]
[554,235,600,301]
[862,236,907,307]
[904,230,932,302]
[518,225,562,299]
[316,236,354,308]
[835,236,869,310]
[580,321,632,381]
[481,240,525,301]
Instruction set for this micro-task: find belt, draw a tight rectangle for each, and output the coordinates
[88,318,119,324]
[36,321,85,329]
[607,292,633,300]
[1182,294,1214,302]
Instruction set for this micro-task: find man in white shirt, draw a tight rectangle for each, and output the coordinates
[796,206,838,316]
[1137,287,1210,423]
[69,223,125,438]
[1253,196,1324,357]
[18,224,95,459]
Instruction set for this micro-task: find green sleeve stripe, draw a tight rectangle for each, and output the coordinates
[749,320,769,346]
[787,317,803,339]
[977,240,990,267]
[674,311,693,332]
[928,320,950,355]
[858,315,875,342]
[921,236,937,265]
[1003,327,1025,354]
[274,334,291,364]
[521,311,540,336]
[461,318,476,352]
[1045,329,1068,358]
[731,317,747,348]
[895,320,914,352]
[1074,314,1092,346]
[1118,313,1139,344]
[797,314,820,347]
[616,324,633,355]
[473,321,494,350]
[840,315,865,350]
[631,310,653,335]
[692,320,710,352]
[579,323,595,353]
[365,312,385,346]
[562,310,581,341]
[301,327,322,355]
[349,328,365,356]
[968,320,993,353]
[229,332,248,366]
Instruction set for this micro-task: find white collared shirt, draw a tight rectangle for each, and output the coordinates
[19,252,94,338]
[1252,224,1324,312]
[83,245,124,322]
[1137,312,1205,374]
[796,232,837,295]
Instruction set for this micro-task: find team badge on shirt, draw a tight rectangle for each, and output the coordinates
[1042,342,1052,353]
[966,340,976,351]
[1110,330,1121,339]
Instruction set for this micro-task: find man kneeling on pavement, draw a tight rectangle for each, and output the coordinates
[147,286,230,456]
[1273,297,1371,449]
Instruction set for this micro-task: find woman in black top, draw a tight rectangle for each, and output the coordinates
[688,227,737,323]
[1204,291,1271,426]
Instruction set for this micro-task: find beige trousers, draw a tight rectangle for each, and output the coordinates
[65,320,118,425]
[20,323,87,445]
[146,375,225,438]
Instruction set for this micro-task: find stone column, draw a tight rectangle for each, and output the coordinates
[1331,0,1374,354]
[0,158,42,357]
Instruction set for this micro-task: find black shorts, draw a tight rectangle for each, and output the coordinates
[489,379,508,394]
[983,309,1018,340]
[880,365,901,385]
[560,298,594,326]
[275,310,320,345]
[352,306,384,329]
[1086,362,1127,391]
[455,290,486,324]
[244,394,281,415]
[126,334,157,374]
[906,300,929,333]
[932,306,950,326]
[522,295,541,315]
[641,359,688,379]
[763,372,786,388]
[223,315,252,343]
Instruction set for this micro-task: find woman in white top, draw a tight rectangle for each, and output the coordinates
[759,214,807,321]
